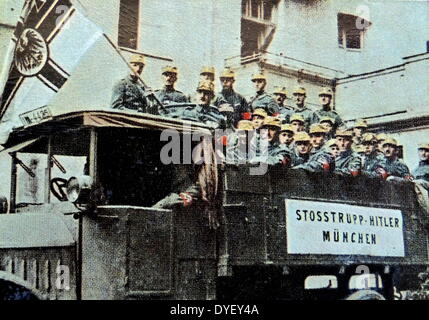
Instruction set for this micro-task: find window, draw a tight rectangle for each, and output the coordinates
[241,0,278,57]
[118,0,139,49]
[338,13,371,50]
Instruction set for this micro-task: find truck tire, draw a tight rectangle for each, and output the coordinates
[345,290,386,300]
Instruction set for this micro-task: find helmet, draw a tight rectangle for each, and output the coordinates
[220,68,235,79]
[362,133,377,143]
[309,124,327,134]
[325,139,338,148]
[251,73,267,82]
[290,114,305,123]
[129,54,145,65]
[197,80,215,93]
[236,120,254,131]
[293,86,306,95]
[376,133,388,141]
[319,87,333,96]
[200,66,215,75]
[273,86,288,96]
[294,132,311,143]
[252,108,268,119]
[382,138,398,147]
[354,119,368,128]
[319,117,335,125]
[162,65,178,74]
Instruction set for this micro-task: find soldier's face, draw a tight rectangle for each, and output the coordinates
[353,127,364,137]
[252,116,265,129]
[163,72,177,86]
[419,148,429,161]
[377,140,385,151]
[296,142,310,155]
[201,73,214,82]
[291,121,304,133]
[319,94,332,106]
[336,136,352,151]
[130,62,144,76]
[254,79,266,92]
[320,121,333,132]
[293,93,306,106]
[279,131,294,145]
[310,133,325,148]
[220,77,234,90]
[363,141,376,155]
[274,93,286,105]
[197,90,213,105]
[383,144,396,158]
[267,127,278,142]
[329,145,340,158]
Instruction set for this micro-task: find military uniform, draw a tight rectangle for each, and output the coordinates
[362,152,384,178]
[225,120,254,165]
[312,110,343,131]
[177,104,227,128]
[249,92,279,116]
[296,151,335,173]
[155,87,188,105]
[292,107,314,130]
[269,143,293,166]
[278,105,294,123]
[413,161,429,182]
[335,149,362,176]
[111,75,151,113]
[379,157,410,178]
[213,89,250,127]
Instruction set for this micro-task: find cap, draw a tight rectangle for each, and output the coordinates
[309,124,327,134]
[354,119,368,128]
[376,133,388,141]
[319,117,335,125]
[290,114,305,124]
[197,80,215,93]
[418,143,429,150]
[252,108,268,119]
[293,86,306,95]
[220,68,235,79]
[200,66,215,75]
[319,87,333,96]
[129,54,145,65]
[279,124,294,133]
[162,65,178,74]
[262,116,281,128]
[273,86,288,96]
[382,138,398,147]
[251,73,267,82]
[294,132,311,143]
[362,133,377,143]
[325,139,339,148]
[236,120,254,131]
[335,129,353,138]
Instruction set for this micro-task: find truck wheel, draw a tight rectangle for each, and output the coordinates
[345,290,386,300]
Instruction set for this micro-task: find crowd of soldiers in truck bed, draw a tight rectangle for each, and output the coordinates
[111,54,429,184]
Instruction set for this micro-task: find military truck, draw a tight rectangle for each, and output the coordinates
[0,110,427,300]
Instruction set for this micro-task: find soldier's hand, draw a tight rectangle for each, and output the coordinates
[144,87,155,97]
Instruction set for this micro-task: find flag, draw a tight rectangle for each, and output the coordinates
[0,0,133,144]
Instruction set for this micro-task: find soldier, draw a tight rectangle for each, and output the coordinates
[334,130,362,176]
[361,133,384,178]
[273,86,294,123]
[290,114,305,133]
[111,54,152,113]
[155,66,188,106]
[352,119,368,147]
[309,124,327,155]
[213,68,250,127]
[412,143,429,183]
[278,124,294,149]
[319,117,336,140]
[200,66,215,82]
[291,132,311,166]
[311,87,344,131]
[251,108,268,130]
[377,138,411,179]
[174,80,226,128]
[296,138,337,173]
[250,116,281,163]
[376,133,388,156]
[225,120,255,165]
[291,86,314,130]
[248,73,279,115]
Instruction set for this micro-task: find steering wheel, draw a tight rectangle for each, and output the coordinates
[50,178,68,201]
